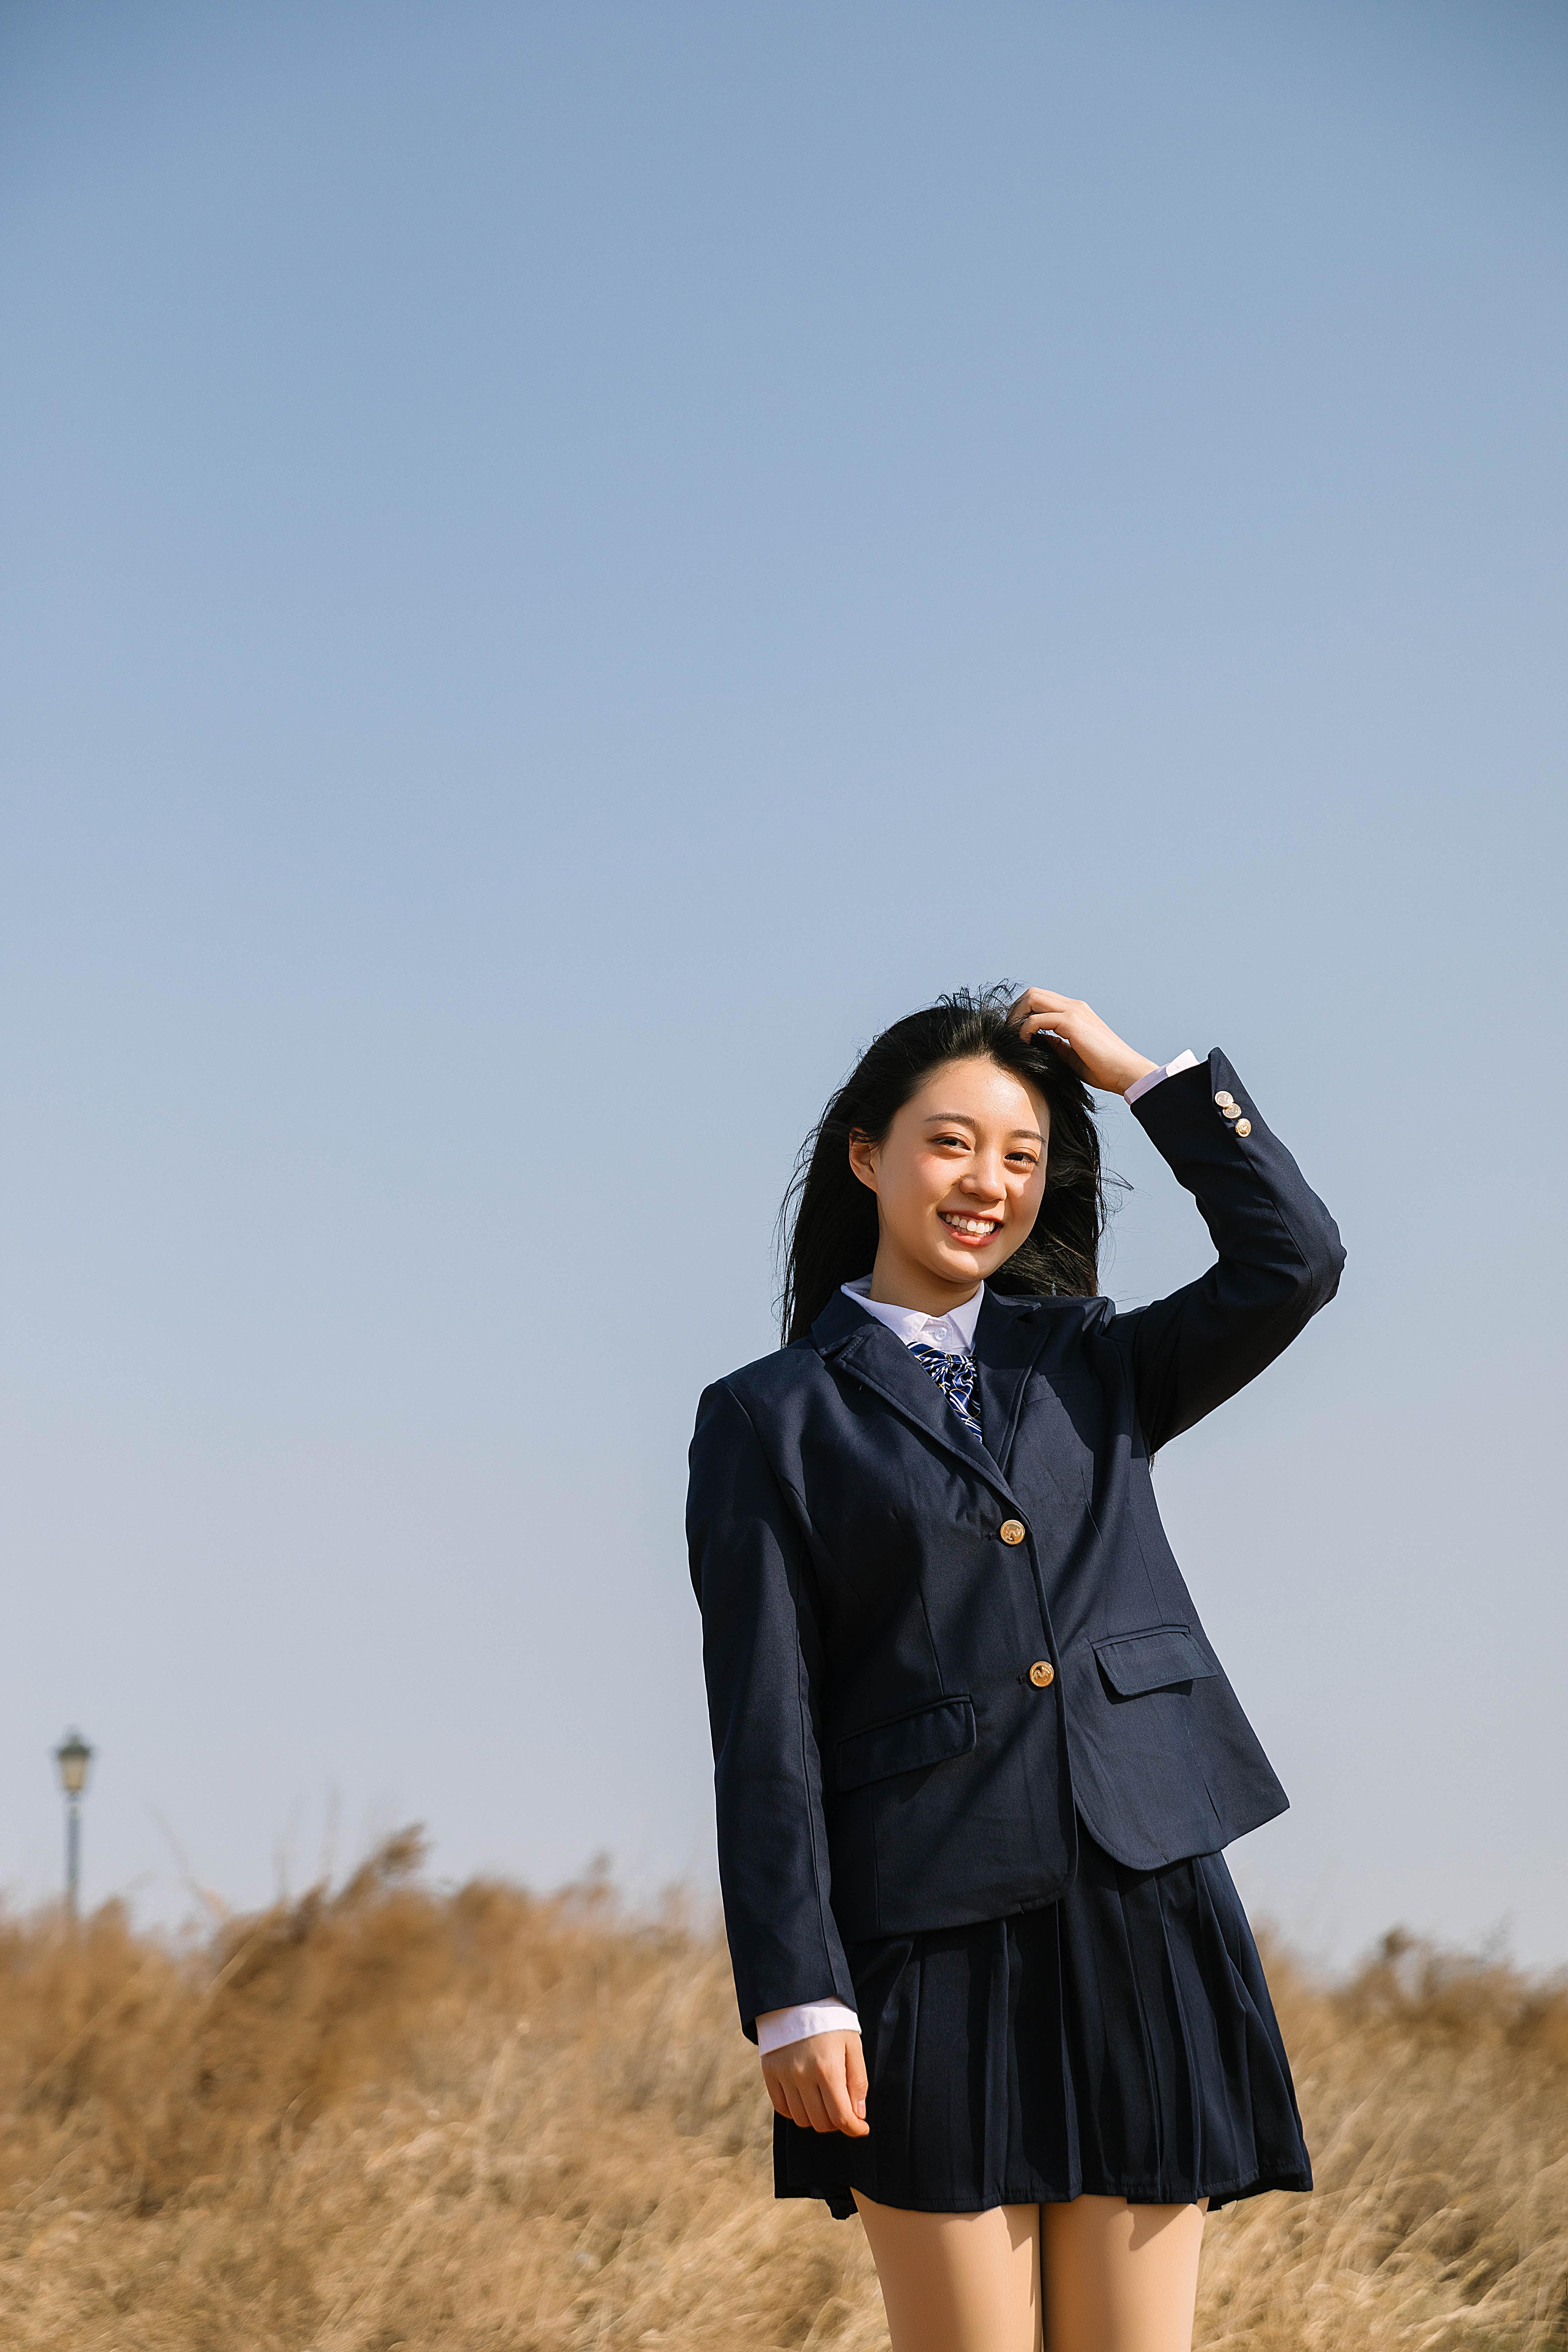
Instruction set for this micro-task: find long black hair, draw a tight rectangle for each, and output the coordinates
[778,986,1112,1343]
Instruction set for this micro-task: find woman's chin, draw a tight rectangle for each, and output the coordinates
[928,1238,1002,1280]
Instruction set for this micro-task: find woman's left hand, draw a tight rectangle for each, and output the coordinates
[761,2028,871,2137]
[1007,988,1158,1096]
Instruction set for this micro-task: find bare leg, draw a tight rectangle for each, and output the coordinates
[853,2193,1043,2352]
[1041,2195,1208,2352]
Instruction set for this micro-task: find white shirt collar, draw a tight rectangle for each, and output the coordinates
[841,1275,984,1356]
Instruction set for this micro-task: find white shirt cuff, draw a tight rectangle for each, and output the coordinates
[1124,1049,1200,1107]
[756,1997,862,2053]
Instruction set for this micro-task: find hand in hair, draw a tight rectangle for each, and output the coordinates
[762,2029,871,2137]
[1007,989,1158,1098]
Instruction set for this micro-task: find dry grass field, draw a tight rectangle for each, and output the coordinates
[0,1832,1565,2351]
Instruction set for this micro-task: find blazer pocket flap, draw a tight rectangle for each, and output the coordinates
[835,1696,976,1792]
[1092,1624,1217,1697]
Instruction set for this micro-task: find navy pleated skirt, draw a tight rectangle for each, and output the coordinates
[776,1822,1311,2218]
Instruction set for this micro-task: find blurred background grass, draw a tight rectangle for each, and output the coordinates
[1,1836,1564,2350]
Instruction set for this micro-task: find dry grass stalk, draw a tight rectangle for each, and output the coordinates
[0,1836,1564,2350]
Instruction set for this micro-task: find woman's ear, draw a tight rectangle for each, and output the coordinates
[847,1130,880,1194]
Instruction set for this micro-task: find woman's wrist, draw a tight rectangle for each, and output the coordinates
[1112,1050,1160,1095]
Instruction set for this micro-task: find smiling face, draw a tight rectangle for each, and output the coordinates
[848,1054,1051,1316]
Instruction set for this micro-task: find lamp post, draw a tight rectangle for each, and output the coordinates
[54,1729,93,1920]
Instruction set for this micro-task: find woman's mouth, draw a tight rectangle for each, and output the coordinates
[939,1211,1001,1246]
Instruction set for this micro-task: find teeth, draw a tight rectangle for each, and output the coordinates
[943,1214,997,1236]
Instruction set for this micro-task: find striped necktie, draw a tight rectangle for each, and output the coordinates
[906,1343,983,1439]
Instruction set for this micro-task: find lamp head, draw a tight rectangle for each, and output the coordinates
[55,1730,92,1798]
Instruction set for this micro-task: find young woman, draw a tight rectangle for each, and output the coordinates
[687,986,1344,2352]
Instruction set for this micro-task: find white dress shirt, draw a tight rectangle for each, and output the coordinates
[753,1051,1195,2057]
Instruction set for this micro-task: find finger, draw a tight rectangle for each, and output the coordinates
[1024,1004,1092,1053]
[813,2060,855,2134]
[798,2079,835,2133]
[1023,1016,1079,1052]
[1007,986,1063,1028]
[784,2083,814,2130]
[845,2036,869,2125]
[1014,995,1078,1041]
[817,2064,869,2137]
[1041,1036,1093,1078]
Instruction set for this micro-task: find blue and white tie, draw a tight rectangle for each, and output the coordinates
[907,1343,983,1440]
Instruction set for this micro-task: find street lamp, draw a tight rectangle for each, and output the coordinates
[53,1729,93,1920]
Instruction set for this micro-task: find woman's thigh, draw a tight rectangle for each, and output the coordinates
[1040,2194,1208,2352]
[853,2193,1042,2352]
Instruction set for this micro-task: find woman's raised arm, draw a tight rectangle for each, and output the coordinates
[1113,1051,1345,1452]
[1007,989,1344,1453]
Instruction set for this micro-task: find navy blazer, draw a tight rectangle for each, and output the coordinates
[687,1052,1344,2039]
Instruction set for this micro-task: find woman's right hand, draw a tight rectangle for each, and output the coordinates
[1006,987,1157,1096]
[761,2029,871,2136]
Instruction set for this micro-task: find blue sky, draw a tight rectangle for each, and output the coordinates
[2,0,1564,1963]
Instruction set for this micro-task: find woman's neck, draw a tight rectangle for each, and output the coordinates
[866,1250,982,1320]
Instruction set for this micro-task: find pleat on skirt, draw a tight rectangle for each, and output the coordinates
[776,1822,1312,2218]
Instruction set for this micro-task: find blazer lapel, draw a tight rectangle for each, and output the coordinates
[972,1292,1051,1468]
[811,1292,1020,1511]
[974,1292,1090,1508]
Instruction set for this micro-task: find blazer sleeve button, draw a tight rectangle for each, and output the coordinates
[999,1519,1027,1545]
[1234,1118,1252,1136]
[1029,1660,1055,1688]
